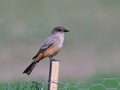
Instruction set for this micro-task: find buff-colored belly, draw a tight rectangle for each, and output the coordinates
[35,46,60,62]
[43,46,60,57]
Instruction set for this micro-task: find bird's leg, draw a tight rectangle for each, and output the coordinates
[49,57,52,61]
[49,57,56,61]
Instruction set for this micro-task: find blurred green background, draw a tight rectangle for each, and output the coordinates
[0,0,120,81]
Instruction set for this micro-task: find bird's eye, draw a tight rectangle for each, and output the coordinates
[57,29,62,32]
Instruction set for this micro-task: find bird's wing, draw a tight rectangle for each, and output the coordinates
[32,36,58,59]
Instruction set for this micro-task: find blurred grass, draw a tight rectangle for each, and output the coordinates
[0,0,120,81]
[1,75,120,90]
[0,81,41,90]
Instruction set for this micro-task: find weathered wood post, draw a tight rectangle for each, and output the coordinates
[48,59,60,90]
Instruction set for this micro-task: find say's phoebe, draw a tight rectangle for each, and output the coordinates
[23,26,69,75]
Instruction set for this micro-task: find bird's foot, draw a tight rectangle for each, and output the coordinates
[49,57,55,61]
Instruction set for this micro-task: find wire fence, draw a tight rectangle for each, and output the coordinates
[0,77,120,90]
[57,77,120,90]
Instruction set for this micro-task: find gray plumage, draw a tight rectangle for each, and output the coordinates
[23,26,69,75]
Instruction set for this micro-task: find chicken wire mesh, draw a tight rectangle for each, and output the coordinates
[0,77,120,90]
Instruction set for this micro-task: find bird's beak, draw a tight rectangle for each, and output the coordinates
[64,29,69,32]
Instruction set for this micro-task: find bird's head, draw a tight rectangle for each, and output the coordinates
[52,26,69,35]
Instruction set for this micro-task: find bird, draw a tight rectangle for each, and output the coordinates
[23,26,69,75]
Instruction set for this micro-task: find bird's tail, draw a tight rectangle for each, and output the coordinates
[23,62,37,75]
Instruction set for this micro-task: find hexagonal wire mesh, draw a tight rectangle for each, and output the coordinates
[57,78,120,90]
[0,78,120,90]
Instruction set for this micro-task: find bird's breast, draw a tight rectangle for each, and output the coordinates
[56,36,64,48]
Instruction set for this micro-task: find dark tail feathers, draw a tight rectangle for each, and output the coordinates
[23,62,37,75]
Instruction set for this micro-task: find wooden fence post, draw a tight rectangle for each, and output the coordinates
[48,59,60,90]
